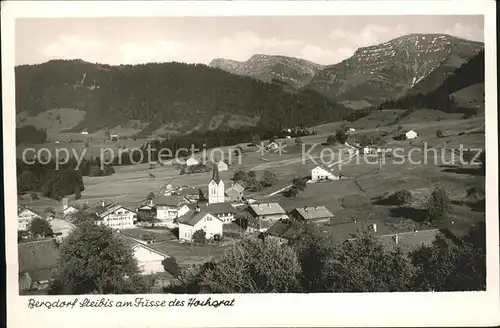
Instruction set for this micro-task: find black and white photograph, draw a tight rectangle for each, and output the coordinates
[2,1,499,327]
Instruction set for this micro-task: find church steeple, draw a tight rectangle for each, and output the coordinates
[211,164,221,184]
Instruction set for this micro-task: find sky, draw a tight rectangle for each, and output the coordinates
[16,15,484,66]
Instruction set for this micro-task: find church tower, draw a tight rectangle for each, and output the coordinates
[208,165,225,204]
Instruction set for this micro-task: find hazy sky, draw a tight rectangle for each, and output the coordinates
[16,15,484,66]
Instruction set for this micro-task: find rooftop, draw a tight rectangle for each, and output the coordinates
[18,239,60,282]
[249,203,286,216]
[156,196,184,207]
[292,206,334,220]
[378,229,442,252]
[178,209,213,226]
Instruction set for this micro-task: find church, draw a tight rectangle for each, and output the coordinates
[208,165,225,204]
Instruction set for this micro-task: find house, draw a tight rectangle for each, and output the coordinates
[119,235,170,275]
[311,165,340,182]
[265,142,279,151]
[155,196,184,226]
[137,198,156,214]
[405,129,418,140]
[225,182,244,203]
[216,161,228,172]
[18,206,42,231]
[61,197,78,217]
[263,219,295,245]
[247,203,289,232]
[18,239,60,293]
[186,157,199,166]
[85,201,137,230]
[179,202,236,224]
[48,218,75,239]
[289,206,334,224]
[349,128,356,132]
[178,207,223,242]
[81,131,89,135]
[324,221,390,244]
[208,165,225,204]
[110,134,119,142]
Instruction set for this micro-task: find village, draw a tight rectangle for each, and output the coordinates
[17,117,483,295]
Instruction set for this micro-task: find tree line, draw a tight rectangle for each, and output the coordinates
[16,60,352,135]
[16,125,48,145]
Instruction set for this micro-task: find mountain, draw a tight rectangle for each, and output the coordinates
[304,34,483,107]
[15,59,350,136]
[209,54,324,88]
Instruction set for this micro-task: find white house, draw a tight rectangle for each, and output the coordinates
[86,201,137,230]
[61,197,78,218]
[155,196,184,226]
[18,206,42,231]
[349,128,356,132]
[178,207,223,242]
[216,161,228,172]
[48,218,75,239]
[208,165,225,204]
[225,183,244,203]
[186,157,199,166]
[119,235,169,275]
[81,131,89,135]
[405,129,418,140]
[311,165,340,182]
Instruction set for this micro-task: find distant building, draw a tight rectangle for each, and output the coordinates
[208,165,225,204]
[85,201,137,230]
[225,183,244,202]
[137,198,156,214]
[119,235,170,275]
[18,239,60,293]
[378,229,443,253]
[180,202,236,224]
[110,134,119,142]
[216,161,228,172]
[289,206,334,224]
[81,131,89,135]
[348,128,356,132]
[48,218,75,240]
[18,206,42,231]
[186,157,199,166]
[61,197,78,218]
[178,206,223,242]
[247,203,288,232]
[155,196,184,226]
[265,142,279,151]
[405,129,418,139]
[311,165,340,182]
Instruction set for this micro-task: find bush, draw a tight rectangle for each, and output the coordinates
[326,135,336,145]
[391,190,412,205]
[284,187,298,198]
[294,137,303,146]
[426,187,451,222]
[335,129,347,144]
[436,130,443,138]
[192,229,206,244]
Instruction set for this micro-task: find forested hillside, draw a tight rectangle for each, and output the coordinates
[15,60,351,135]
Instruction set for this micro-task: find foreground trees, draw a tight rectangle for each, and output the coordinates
[49,218,147,294]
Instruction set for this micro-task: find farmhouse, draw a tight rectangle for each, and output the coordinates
[155,196,184,226]
[186,157,199,166]
[137,198,156,214]
[311,165,340,182]
[262,219,294,245]
[179,202,236,224]
[225,182,245,203]
[405,129,418,139]
[85,201,137,230]
[18,239,60,293]
[216,161,228,172]
[289,206,334,224]
[119,235,170,275]
[18,206,42,231]
[247,203,289,232]
[378,229,443,253]
[208,165,225,204]
[178,207,223,242]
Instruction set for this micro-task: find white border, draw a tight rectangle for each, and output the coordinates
[2,1,499,327]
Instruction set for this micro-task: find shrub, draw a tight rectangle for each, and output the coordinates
[392,190,412,205]
[436,130,443,138]
[335,129,347,144]
[284,187,298,198]
[326,135,336,145]
[192,229,206,244]
[426,187,451,222]
[294,137,303,146]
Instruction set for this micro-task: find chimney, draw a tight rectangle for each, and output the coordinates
[372,223,377,233]
[195,205,201,212]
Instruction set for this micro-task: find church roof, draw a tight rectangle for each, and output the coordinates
[210,164,221,184]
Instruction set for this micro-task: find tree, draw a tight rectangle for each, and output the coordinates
[29,218,53,237]
[426,187,451,222]
[261,171,278,188]
[326,135,336,145]
[198,189,207,202]
[323,229,416,292]
[17,171,40,194]
[335,128,347,144]
[199,238,302,293]
[162,257,180,277]
[479,150,485,174]
[292,177,306,191]
[232,170,247,181]
[411,222,486,291]
[284,187,298,198]
[192,229,206,244]
[74,185,82,200]
[466,185,485,200]
[44,207,55,214]
[436,129,444,138]
[29,192,39,201]
[391,190,412,205]
[294,137,303,146]
[179,165,186,175]
[104,128,111,141]
[252,134,261,145]
[49,218,147,295]
[147,192,156,200]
